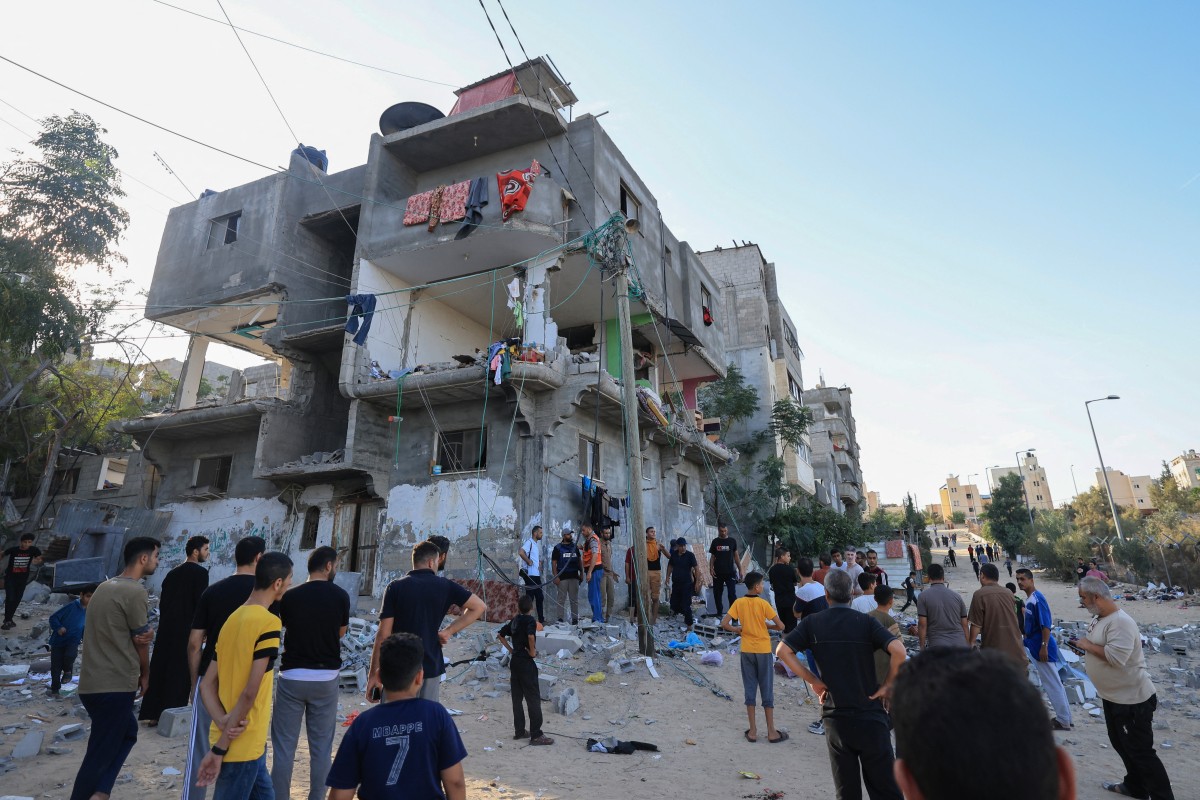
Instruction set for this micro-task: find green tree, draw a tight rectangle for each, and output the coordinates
[767,497,868,560]
[1026,509,1090,581]
[951,511,966,525]
[1149,462,1200,514]
[697,363,759,444]
[983,474,1029,556]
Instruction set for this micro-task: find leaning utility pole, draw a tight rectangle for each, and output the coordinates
[612,218,653,656]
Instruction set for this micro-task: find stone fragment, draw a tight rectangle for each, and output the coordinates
[11,731,44,759]
[556,688,580,716]
[538,675,558,700]
[158,706,192,738]
[54,723,85,741]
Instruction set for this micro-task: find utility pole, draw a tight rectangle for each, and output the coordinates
[613,220,653,656]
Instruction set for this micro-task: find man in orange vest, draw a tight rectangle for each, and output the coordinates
[581,522,606,624]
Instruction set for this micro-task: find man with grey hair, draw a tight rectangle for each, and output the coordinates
[1072,577,1174,799]
[776,568,906,799]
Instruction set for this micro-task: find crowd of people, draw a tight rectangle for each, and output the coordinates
[0,524,1178,800]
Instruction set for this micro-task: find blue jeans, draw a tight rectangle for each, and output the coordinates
[70,692,138,800]
[214,753,273,800]
[588,568,605,622]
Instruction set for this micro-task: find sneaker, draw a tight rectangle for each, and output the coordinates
[1052,719,1073,731]
[0,621,13,630]
[808,720,825,736]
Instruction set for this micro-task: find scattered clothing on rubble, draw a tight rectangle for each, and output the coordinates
[586,737,658,755]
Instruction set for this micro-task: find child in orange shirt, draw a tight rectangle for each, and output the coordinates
[721,572,786,743]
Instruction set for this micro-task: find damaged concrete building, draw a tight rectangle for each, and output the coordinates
[101,59,735,603]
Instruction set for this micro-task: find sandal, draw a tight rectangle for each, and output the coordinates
[744,729,757,743]
[1101,782,1147,798]
[768,731,789,744]
[530,735,554,746]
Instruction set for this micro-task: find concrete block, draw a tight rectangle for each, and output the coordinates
[538,674,558,700]
[47,593,70,606]
[556,688,580,716]
[1066,685,1084,705]
[11,731,44,759]
[157,707,192,738]
[481,691,502,699]
[22,583,50,605]
[338,668,367,692]
[536,631,583,654]
[54,723,85,742]
[493,682,511,692]
[51,558,106,591]
[30,658,52,674]
[474,663,490,680]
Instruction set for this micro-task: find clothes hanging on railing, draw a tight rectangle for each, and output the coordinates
[497,159,541,220]
[344,294,377,345]
[455,177,490,240]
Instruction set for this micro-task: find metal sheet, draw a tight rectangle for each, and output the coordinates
[52,500,174,577]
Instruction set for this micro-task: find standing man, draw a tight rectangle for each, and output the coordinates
[195,552,293,796]
[1015,568,1073,731]
[141,535,210,724]
[917,563,969,651]
[366,541,487,704]
[845,551,866,598]
[812,553,832,586]
[947,548,957,567]
[865,549,888,586]
[581,522,606,624]
[967,563,1026,667]
[428,535,450,574]
[517,525,545,624]
[1074,577,1175,800]
[767,547,798,633]
[69,537,159,800]
[643,526,664,625]
[868,586,901,691]
[776,569,906,799]
[666,538,699,630]
[899,572,918,613]
[1075,558,1087,585]
[829,549,848,572]
[598,526,619,625]
[550,524,581,625]
[1004,556,1014,578]
[271,546,351,800]
[708,523,740,617]
[2,532,43,629]
[184,535,267,800]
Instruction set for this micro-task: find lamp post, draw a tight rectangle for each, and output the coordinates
[1070,464,1080,498]
[1085,395,1124,542]
[1014,449,1037,529]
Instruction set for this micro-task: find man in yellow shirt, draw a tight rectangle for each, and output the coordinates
[196,552,293,798]
[722,572,786,744]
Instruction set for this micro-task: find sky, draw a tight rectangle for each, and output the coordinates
[1,1,1195,508]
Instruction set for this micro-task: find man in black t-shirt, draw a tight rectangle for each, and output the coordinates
[550,525,582,624]
[666,538,700,628]
[182,535,265,800]
[272,546,351,800]
[767,547,798,633]
[497,595,553,745]
[708,524,740,617]
[3,533,43,629]
[776,569,906,800]
[366,541,487,705]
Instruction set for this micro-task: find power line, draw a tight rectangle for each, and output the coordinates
[149,0,459,88]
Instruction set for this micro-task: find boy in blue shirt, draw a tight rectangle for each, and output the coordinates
[327,632,467,800]
[47,586,93,696]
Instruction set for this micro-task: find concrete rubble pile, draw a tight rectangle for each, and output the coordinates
[337,616,379,693]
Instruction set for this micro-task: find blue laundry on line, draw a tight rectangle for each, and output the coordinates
[345,294,377,345]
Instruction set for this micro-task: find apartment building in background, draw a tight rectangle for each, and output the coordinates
[1095,468,1157,515]
[938,474,987,525]
[802,382,864,516]
[989,452,1054,512]
[1170,449,1200,491]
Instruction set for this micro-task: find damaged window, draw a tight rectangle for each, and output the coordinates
[579,436,601,481]
[194,455,233,493]
[207,212,241,249]
[97,457,128,490]
[436,428,487,473]
[300,506,320,549]
[678,475,690,506]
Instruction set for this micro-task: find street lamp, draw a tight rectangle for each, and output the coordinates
[1014,449,1037,529]
[1085,395,1124,542]
[1070,465,1080,498]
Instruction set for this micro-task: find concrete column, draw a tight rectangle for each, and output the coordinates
[523,255,562,349]
[176,336,209,410]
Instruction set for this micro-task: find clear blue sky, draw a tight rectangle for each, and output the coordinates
[1,1,1195,507]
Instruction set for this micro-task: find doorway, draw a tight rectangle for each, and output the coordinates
[331,500,382,595]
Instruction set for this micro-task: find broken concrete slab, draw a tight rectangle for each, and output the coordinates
[54,723,85,741]
[11,731,44,759]
[538,675,558,700]
[536,630,583,654]
[157,706,192,738]
[556,688,580,716]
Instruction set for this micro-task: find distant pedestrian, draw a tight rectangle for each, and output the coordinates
[1006,582,1025,624]
[971,557,981,579]
[967,563,1026,667]
[642,526,664,624]
[140,535,210,724]
[708,524,740,617]
[1004,557,1013,577]
[776,569,906,799]
[722,572,786,744]
[326,633,467,800]
[517,525,546,624]
[947,548,957,567]
[917,563,968,651]
[551,525,582,624]
[367,540,487,704]
[2,532,43,629]
[581,522,606,623]
[1074,577,1175,800]
[767,546,798,633]
[47,586,93,696]
[599,526,619,624]
[271,547,351,800]
[1015,568,1073,731]
[497,595,553,746]
[70,537,159,800]
[666,538,700,629]
[966,545,974,561]
[985,545,994,562]
[1075,558,1087,585]
[195,552,293,797]
[1087,560,1110,583]
[891,648,1077,800]
[899,572,918,612]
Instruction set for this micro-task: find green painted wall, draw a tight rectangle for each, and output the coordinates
[604,314,652,379]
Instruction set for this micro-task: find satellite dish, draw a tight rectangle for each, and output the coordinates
[379,102,445,135]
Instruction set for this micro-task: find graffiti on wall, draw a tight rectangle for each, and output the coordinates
[154,496,292,585]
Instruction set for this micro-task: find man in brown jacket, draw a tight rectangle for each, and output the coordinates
[968,562,1026,667]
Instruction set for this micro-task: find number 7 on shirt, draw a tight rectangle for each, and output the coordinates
[385,735,410,786]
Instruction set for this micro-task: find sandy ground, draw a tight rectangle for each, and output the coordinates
[2,534,1198,800]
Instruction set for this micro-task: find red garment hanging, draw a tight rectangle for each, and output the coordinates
[497,160,541,220]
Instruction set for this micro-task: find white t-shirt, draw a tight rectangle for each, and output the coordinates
[795,582,825,602]
[521,538,541,577]
[851,595,878,614]
[846,563,866,595]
